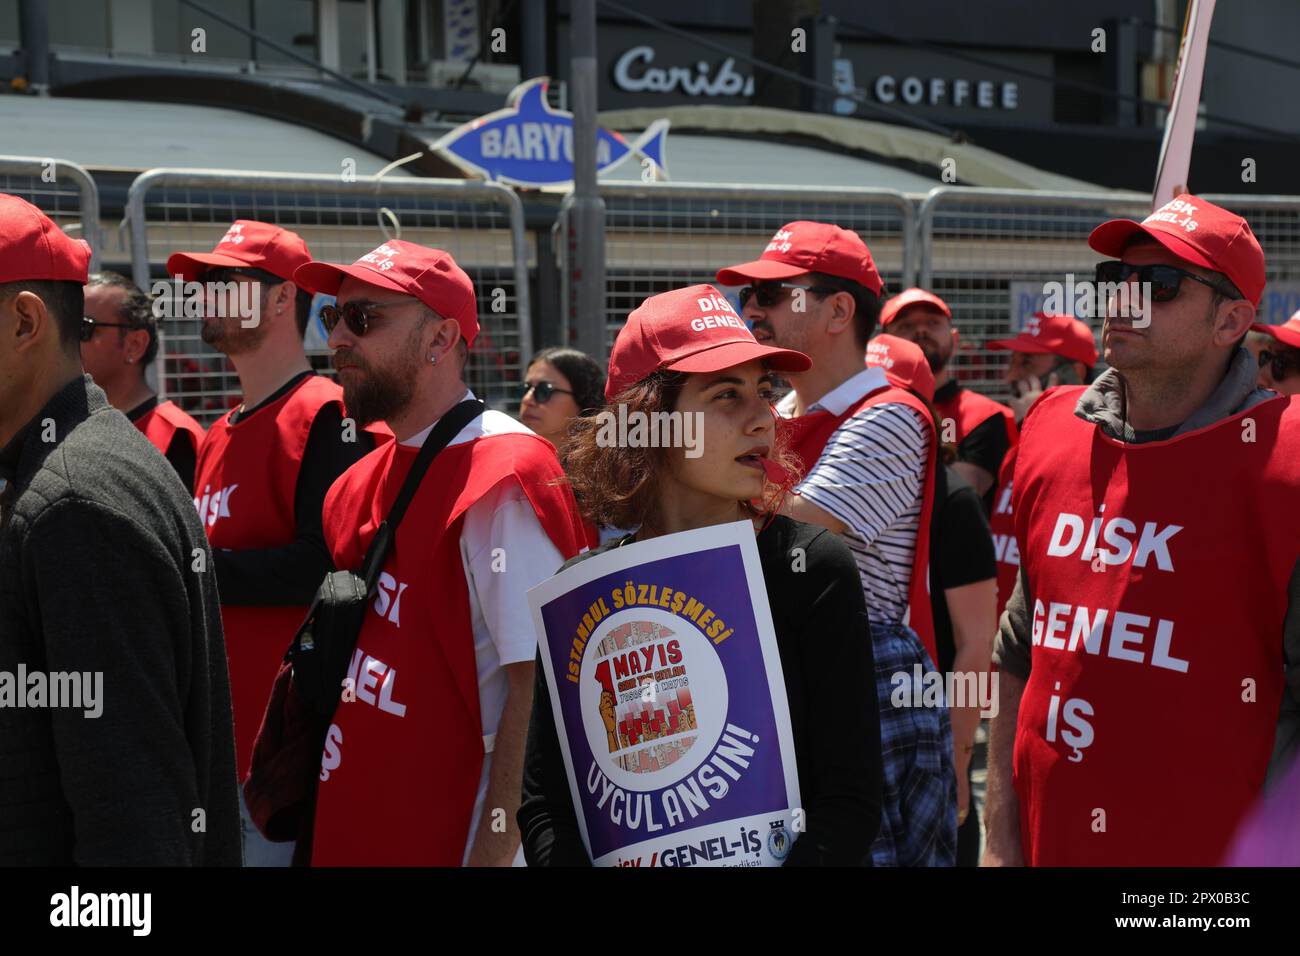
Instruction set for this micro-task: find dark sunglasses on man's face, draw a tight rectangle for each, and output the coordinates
[1094,260,1236,304]
[1259,348,1299,382]
[520,380,574,404]
[80,316,133,342]
[319,299,418,337]
[738,281,837,310]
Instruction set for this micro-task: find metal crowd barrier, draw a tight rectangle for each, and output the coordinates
[0,154,102,271]
[124,168,532,423]
[556,181,917,353]
[917,187,1300,401]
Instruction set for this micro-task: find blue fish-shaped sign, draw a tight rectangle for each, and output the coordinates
[432,76,670,187]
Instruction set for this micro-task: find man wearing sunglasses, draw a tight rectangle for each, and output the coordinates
[80,271,205,492]
[0,194,239,864]
[984,194,1300,867]
[292,240,587,867]
[167,221,378,866]
[719,222,956,866]
[881,288,1018,505]
[1251,311,1300,396]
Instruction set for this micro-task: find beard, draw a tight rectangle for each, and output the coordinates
[200,313,269,356]
[332,348,421,427]
[913,335,951,374]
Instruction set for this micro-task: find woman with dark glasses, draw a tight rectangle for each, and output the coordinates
[518,347,605,448]
[519,348,608,548]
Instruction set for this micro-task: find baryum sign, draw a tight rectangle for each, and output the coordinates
[613,45,755,97]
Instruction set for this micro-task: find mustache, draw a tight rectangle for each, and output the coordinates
[331,351,367,372]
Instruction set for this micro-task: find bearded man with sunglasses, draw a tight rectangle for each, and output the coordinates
[718,222,956,867]
[984,194,1300,867]
[167,221,378,866]
[292,240,587,866]
[881,288,1018,505]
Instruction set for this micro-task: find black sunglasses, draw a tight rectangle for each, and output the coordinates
[1094,260,1236,303]
[520,380,574,404]
[319,299,420,337]
[1259,348,1298,382]
[738,281,838,310]
[80,315,134,342]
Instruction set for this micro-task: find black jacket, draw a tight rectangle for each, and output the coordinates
[519,515,883,866]
[0,375,240,865]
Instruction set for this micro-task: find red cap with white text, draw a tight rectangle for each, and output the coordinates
[605,284,811,399]
[166,220,313,283]
[879,288,951,328]
[294,239,480,345]
[866,334,936,402]
[1088,194,1265,306]
[715,221,883,294]
[987,312,1099,367]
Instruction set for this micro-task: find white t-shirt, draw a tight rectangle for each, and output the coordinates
[401,390,565,865]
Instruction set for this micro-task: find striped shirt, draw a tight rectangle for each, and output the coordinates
[778,367,928,629]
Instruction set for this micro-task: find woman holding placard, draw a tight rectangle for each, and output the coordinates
[519,285,884,867]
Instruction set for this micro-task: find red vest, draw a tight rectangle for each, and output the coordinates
[936,386,1017,452]
[136,399,205,458]
[783,384,939,664]
[311,428,587,866]
[990,446,1019,621]
[1012,388,1300,865]
[194,375,345,779]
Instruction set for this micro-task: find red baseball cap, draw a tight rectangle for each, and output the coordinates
[715,221,883,294]
[866,334,935,402]
[1088,194,1266,306]
[987,312,1098,367]
[0,193,91,284]
[166,220,312,284]
[1251,310,1300,351]
[605,284,811,399]
[294,239,480,345]
[879,288,951,328]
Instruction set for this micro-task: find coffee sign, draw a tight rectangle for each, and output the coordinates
[613,45,755,98]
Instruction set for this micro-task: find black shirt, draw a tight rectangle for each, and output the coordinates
[935,380,1012,510]
[929,463,998,675]
[212,371,375,606]
[519,515,883,867]
[126,395,198,494]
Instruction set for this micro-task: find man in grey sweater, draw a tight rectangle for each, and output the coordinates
[0,193,240,865]
[983,195,1300,867]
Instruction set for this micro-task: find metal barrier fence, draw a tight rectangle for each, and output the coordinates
[0,155,102,271]
[918,187,1149,401]
[125,169,531,424]
[918,187,1300,402]
[557,182,917,355]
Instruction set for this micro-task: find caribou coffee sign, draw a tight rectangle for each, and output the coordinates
[613,45,755,97]
[597,34,1048,123]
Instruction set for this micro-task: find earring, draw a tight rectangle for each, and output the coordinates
[429,354,437,366]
